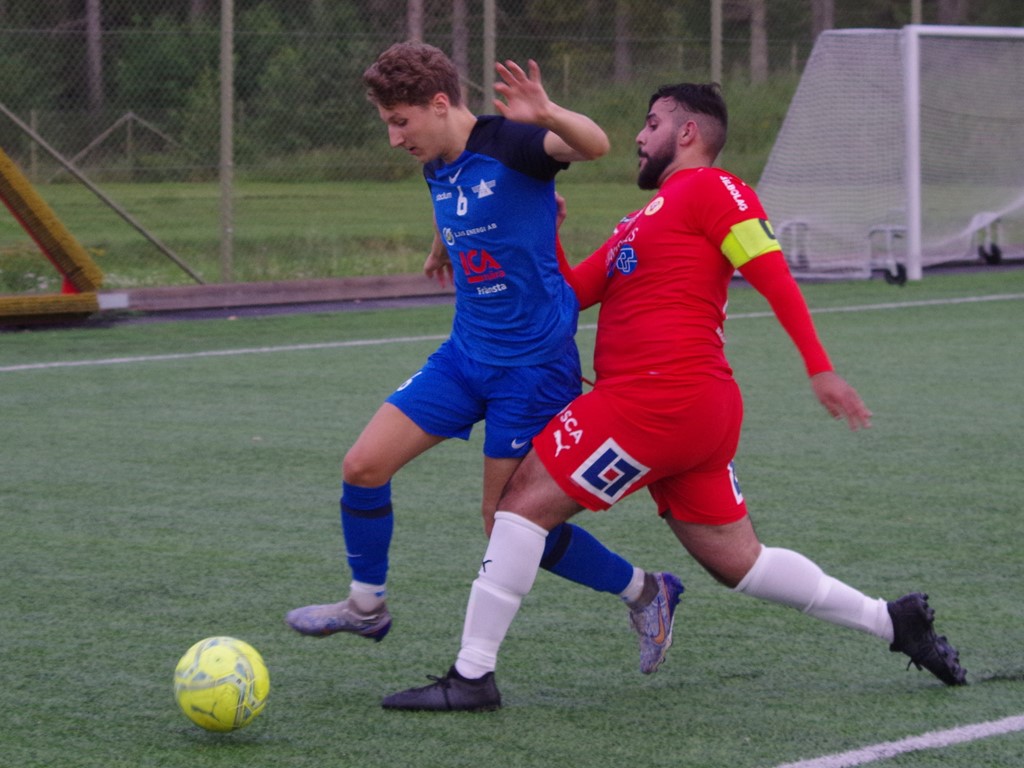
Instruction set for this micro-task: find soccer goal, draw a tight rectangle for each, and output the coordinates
[757,25,1024,281]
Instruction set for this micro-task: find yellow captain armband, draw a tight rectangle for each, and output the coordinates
[720,218,782,269]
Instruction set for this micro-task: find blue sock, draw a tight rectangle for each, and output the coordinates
[540,522,633,595]
[340,481,393,586]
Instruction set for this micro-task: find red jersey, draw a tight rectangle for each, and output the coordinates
[570,167,832,383]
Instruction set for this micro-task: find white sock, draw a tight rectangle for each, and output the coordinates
[455,511,547,679]
[349,580,387,614]
[619,567,647,605]
[734,546,894,642]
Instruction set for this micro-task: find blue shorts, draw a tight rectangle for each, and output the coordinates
[386,339,582,459]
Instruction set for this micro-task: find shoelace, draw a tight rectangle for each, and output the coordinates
[423,673,455,690]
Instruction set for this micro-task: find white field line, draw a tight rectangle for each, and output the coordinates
[0,334,447,373]
[727,292,1024,320]
[1,293,1021,374]
[772,714,1024,768]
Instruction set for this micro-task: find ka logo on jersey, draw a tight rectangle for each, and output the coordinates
[571,438,650,505]
[459,248,505,283]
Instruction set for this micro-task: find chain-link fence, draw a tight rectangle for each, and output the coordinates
[2,1,780,185]
[1,1,1021,290]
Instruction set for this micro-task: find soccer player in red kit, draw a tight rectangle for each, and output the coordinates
[382,83,967,711]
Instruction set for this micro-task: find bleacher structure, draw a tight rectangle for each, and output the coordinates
[757,25,1024,282]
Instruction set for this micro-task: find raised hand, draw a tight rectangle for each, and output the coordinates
[493,59,554,127]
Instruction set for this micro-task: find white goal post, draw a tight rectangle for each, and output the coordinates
[756,25,1024,281]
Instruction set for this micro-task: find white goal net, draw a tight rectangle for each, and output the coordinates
[757,26,1024,281]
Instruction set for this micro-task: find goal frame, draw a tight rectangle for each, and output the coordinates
[903,25,1024,280]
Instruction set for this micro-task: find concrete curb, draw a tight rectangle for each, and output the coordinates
[98,273,454,313]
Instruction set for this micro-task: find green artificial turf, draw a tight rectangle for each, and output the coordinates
[1,271,1023,767]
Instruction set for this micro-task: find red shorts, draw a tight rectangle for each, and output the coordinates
[534,375,748,525]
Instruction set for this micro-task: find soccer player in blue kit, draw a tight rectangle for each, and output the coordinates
[286,41,682,674]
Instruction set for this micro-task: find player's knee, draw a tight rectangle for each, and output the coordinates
[341,448,389,487]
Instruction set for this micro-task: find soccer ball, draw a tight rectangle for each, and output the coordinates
[173,636,270,732]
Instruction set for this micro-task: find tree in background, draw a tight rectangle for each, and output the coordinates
[3,0,1023,181]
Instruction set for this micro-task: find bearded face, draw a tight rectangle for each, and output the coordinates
[635,97,682,190]
[637,141,675,190]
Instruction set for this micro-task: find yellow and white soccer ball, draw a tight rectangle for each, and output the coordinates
[173,636,270,732]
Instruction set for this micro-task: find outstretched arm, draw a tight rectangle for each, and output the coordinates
[739,251,872,431]
[493,59,609,162]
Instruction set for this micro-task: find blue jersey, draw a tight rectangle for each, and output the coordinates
[424,116,579,367]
